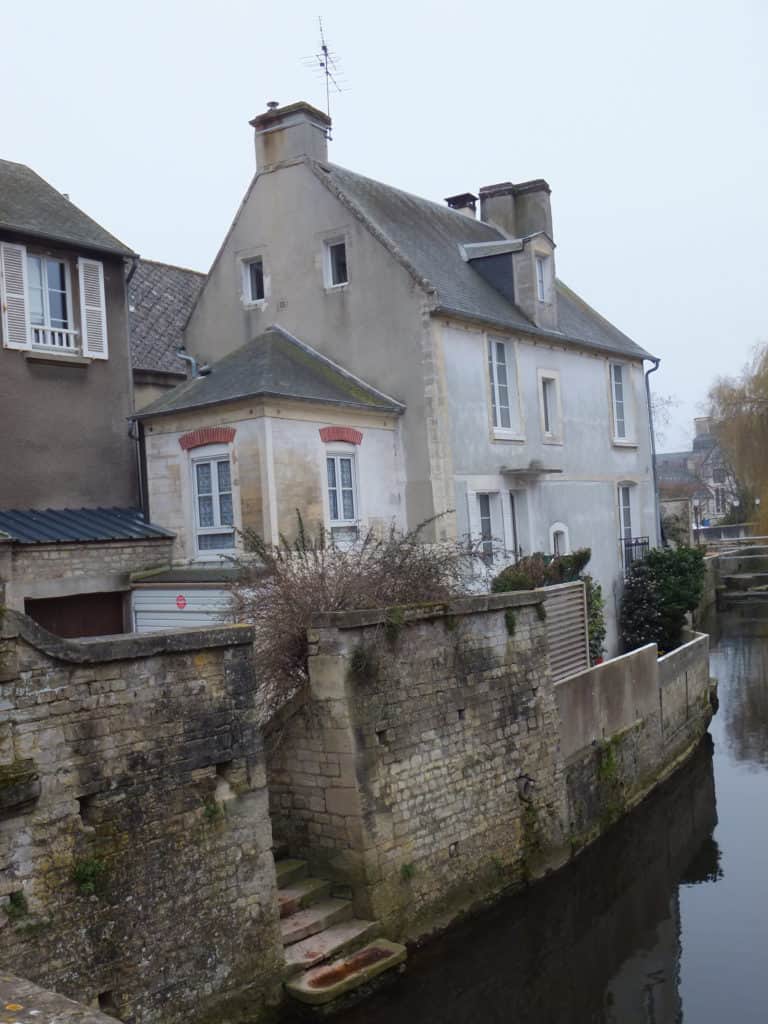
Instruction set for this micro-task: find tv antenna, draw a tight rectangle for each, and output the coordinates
[302,17,346,136]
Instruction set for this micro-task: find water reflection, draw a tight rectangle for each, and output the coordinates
[711,612,768,770]
[301,742,719,1024]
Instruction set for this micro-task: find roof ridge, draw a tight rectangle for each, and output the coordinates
[138,258,206,277]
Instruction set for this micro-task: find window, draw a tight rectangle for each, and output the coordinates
[509,492,520,562]
[245,258,265,302]
[712,467,726,484]
[193,452,235,553]
[535,255,548,302]
[327,453,356,524]
[618,484,632,539]
[610,363,632,441]
[487,337,521,437]
[715,487,725,514]
[538,371,561,440]
[325,240,348,287]
[28,255,71,345]
[478,493,494,563]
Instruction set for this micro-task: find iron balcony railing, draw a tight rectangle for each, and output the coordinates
[621,535,650,575]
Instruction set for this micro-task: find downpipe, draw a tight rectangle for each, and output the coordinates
[645,357,662,545]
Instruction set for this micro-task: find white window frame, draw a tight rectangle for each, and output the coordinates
[487,335,524,441]
[241,256,267,307]
[324,237,349,289]
[326,449,358,528]
[609,362,636,444]
[535,254,549,302]
[537,369,562,443]
[549,522,570,556]
[190,444,236,559]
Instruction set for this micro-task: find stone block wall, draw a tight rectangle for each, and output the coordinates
[0,611,282,1024]
[268,592,569,937]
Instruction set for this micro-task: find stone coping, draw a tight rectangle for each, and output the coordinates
[657,630,708,664]
[0,608,254,664]
[310,589,544,630]
[0,973,115,1024]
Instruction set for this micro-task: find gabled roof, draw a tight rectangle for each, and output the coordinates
[129,260,206,375]
[310,161,653,361]
[0,507,174,545]
[135,325,405,420]
[0,159,134,257]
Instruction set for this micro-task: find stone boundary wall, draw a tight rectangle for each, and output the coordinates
[268,596,713,943]
[0,610,282,1024]
[556,632,711,849]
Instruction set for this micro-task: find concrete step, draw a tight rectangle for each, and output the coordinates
[278,877,331,918]
[275,859,308,888]
[280,899,353,946]
[722,572,768,591]
[720,554,768,574]
[284,918,381,977]
[285,938,407,1006]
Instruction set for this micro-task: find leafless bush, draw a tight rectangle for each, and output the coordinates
[232,513,474,720]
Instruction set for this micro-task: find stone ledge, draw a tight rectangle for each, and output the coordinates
[0,608,254,663]
[310,589,544,629]
[0,974,116,1024]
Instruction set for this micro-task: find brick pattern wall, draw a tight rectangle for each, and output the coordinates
[9,539,173,586]
[0,613,282,1024]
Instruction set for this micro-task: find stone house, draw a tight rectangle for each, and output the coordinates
[0,160,173,634]
[139,101,659,650]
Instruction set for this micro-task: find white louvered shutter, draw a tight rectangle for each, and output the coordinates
[78,258,108,359]
[0,243,30,349]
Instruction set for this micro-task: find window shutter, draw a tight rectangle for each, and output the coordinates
[78,258,108,359]
[0,242,30,350]
[466,490,481,543]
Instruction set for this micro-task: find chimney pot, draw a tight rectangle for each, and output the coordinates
[445,192,478,218]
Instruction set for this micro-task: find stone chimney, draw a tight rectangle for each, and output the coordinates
[445,192,478,218]
[250,101,331,171]
[478,180,553,240]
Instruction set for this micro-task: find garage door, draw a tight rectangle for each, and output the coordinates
[132,588,233,632]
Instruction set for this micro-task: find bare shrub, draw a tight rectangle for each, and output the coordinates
[232,513,474,719]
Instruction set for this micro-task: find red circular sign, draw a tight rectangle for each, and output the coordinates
[175,594,187,610]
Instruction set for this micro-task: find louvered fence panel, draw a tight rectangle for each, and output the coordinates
[543,581,590,683]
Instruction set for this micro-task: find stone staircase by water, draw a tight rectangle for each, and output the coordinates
[276,856,406,1006]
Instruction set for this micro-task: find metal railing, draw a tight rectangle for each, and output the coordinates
[31,326,79,351]
[621,535,650,575]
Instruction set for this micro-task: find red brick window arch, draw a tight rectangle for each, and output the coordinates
[319,426,362,445]
[179,427,236,451]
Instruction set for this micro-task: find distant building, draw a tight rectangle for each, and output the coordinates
[0,160,172,634]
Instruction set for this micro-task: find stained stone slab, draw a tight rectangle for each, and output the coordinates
[285,939,407,1005]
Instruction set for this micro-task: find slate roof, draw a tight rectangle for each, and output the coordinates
[311,162,654,361]
[129,260,206,375]
[0,159,134,257]
[0,508,174,545]
[135,325,405,420]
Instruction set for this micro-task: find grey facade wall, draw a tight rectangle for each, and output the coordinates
[268,600,711,942]
[184,161,446,533]
[0,612,282,1024]
[0,235,138,510]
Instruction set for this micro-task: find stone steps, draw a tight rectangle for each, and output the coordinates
[274,855,407,1004]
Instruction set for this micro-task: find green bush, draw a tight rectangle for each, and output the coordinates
[583,574,606,664]
[620,546,705,654]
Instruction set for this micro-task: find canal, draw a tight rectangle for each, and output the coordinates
[313,609,768,1023]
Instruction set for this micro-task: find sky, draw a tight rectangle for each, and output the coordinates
[5,0,766,450]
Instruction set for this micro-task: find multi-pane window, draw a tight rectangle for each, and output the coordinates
[194,456,234,552]
[326,240,348,286]
[535,255,548,302]
[618,485,633,539]
[327,454,356,523]
[611,363,628,439]
[488,338,520,435]
[27,255,72,348]
[246,258,265,302]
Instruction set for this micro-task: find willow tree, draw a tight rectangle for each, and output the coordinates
[709,344,768,531]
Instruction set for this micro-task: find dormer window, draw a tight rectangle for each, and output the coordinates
[535,255,549,302]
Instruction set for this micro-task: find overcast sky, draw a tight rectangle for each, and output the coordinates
[6,1,765,450]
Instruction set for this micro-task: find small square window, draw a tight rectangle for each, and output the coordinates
[326,241,348,287]
[246,258,265,302]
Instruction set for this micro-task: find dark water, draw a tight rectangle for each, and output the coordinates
[322,610,768,1023]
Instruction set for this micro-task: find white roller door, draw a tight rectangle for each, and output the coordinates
[132,588,233,633]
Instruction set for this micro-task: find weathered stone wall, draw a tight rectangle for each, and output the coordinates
[268,592,569,938]
[0,611,282,1024]
[557,633,711,849]
[268,598,712,943]
[1,538,174,610]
